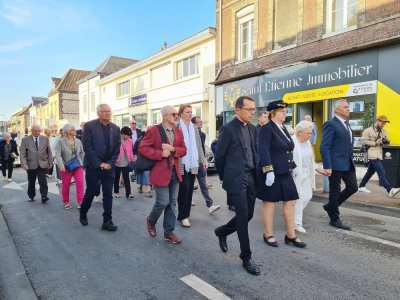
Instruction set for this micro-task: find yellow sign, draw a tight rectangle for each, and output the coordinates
[283,84,350,103]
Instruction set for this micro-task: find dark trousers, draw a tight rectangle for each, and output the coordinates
[327,169,358,221]
[217,171,256,261]
[359,159,391,192]
[27,167,48,200]
[196,163,213,207]
[1,159,14,178]
[114,166,131,197]
[177,170,196,220]
[80,167,115,222]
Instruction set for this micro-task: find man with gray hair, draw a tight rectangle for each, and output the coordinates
[320,99,357,230]
[20,124,52,203]
[79,104,121,231]
[139,105,187,244]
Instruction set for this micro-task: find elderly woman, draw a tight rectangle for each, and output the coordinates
[257,100,306,248]
[0,133,19,182]
[293,120,326,234]
[55,124,85,209]
[114,126,135,199]
[177,104,207,227]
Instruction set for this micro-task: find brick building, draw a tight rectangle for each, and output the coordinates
[213,0,400,162]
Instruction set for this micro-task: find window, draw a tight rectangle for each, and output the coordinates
[117,80,130,97]
[151,63,171,88]
[274,0,297,50]
[133,74,147,93]
[90,93,96,112]
[83,95,87,114]
[326,0,357,33]
[236,5,254,61]
[176,55,199,80]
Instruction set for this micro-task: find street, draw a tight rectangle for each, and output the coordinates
[1,168,400,300]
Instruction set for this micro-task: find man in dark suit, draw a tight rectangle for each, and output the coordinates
[79,104,121,231]
[20,125,52,203]
[320,99,358,230]
[214,96,260,276]
[76,121,85,141]
[130,119,143,145]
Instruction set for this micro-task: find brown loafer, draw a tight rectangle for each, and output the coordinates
[164,233,182,244]
[146,218,156,237]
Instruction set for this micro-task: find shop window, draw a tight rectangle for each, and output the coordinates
[176,55,199,80]
[117,80,130,97]
[133,74,147,93]
[274,0,297,50]
[326,0,357,34]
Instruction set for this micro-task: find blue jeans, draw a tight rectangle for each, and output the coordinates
[148,170,179,235]
[359,159,391,192]
[80,166,115,222]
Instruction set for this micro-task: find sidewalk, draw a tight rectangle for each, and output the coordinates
[313,165,400,217]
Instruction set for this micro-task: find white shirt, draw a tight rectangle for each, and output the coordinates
[272,120,290,141]
[335,115,352,142]
[131,129,138,144]
[32,135,40,149]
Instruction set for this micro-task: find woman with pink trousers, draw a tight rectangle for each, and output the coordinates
[55,124,85,209]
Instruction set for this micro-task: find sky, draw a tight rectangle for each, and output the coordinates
[0,0,215,120]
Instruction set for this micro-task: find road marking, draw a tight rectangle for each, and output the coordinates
[180,274,232,300]
[3,181,23,190]
[337,229,400,249]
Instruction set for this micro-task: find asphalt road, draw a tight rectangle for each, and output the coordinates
[1,168,400,300]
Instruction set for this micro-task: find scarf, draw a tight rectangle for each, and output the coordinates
[179,118,199,172]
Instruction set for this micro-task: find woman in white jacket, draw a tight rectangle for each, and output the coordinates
[293,120,326,234]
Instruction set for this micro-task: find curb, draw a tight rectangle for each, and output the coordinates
[0,206,37,300]
[311,194,400,219]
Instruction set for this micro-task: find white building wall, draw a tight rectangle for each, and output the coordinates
[78,75,101,122]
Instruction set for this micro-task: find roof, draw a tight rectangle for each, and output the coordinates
[17,104,32,116]
[77,56,138,84]
[48,69,90,97]
[31,97,48,107]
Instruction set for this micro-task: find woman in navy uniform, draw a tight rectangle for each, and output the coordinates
[257,100,306,248]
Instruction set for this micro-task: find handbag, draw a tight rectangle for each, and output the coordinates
[64,157,80,172]
[128,161,135,172]
[135,124,170,172]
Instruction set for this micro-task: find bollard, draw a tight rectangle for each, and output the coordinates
[323,175,330,193]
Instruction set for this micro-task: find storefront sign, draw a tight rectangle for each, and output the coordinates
[219,49,378,110]
[129,94,147,106]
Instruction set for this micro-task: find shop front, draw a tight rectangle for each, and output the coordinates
[114,93,148,131]
[215,45,400,163]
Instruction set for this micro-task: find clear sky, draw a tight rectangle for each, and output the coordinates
[0,0,215,120]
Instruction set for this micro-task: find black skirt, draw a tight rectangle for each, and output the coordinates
[256,172,299,202]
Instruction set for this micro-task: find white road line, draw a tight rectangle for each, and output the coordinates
[337,229,400,249]
[180,274,232,300]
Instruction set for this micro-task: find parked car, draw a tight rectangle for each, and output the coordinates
[205,145,217,174]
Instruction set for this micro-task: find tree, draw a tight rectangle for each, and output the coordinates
[359,104,375,129]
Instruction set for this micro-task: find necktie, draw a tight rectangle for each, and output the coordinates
[344,121,352,142]
[35,137,38,151]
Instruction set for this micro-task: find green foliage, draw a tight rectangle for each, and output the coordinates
[359,104,375,129]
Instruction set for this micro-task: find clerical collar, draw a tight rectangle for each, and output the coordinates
[236,117,247,126]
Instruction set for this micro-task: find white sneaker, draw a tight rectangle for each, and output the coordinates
[181,218,191,227]
[358,187,371,193]
[209,205,221,214]
[46,174,51,178]
[57,179,62,185]
[94,196,101,203]
[295,224,307,234]
[191,200,195,206]
[7,178,12,182]
[388,188,400,198]
[3,178,7,181]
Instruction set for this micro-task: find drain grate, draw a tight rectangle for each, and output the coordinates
[341,215,385,225]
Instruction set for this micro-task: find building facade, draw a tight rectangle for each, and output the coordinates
[98,28,217,143]
[214,0,400,162]
[77,56,137,123]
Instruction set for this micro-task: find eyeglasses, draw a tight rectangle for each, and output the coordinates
[166,113,178,117]
[131,123,137,125]
[240,107,256,113]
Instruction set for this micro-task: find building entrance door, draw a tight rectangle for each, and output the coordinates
[297,101,324,162]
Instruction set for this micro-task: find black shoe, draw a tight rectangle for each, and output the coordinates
[228,205,235,211]
[263,234,279,247]
[329,219,351,231]
[102,221,118,231]
[214,228,228,253]
[285,235,307,248]
[41,197,49,204]
[79,212,88,226]
[242,258,260,276]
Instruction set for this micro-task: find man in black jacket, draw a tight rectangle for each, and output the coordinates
[214,96,260,276]
[79,104,121,231]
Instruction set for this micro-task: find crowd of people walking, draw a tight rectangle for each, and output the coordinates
[3,96,399,276]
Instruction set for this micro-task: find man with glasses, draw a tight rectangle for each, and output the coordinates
[79,104,121,231]
[358,115,400,198]
[139,105,187,244]
[214,96,260,276]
